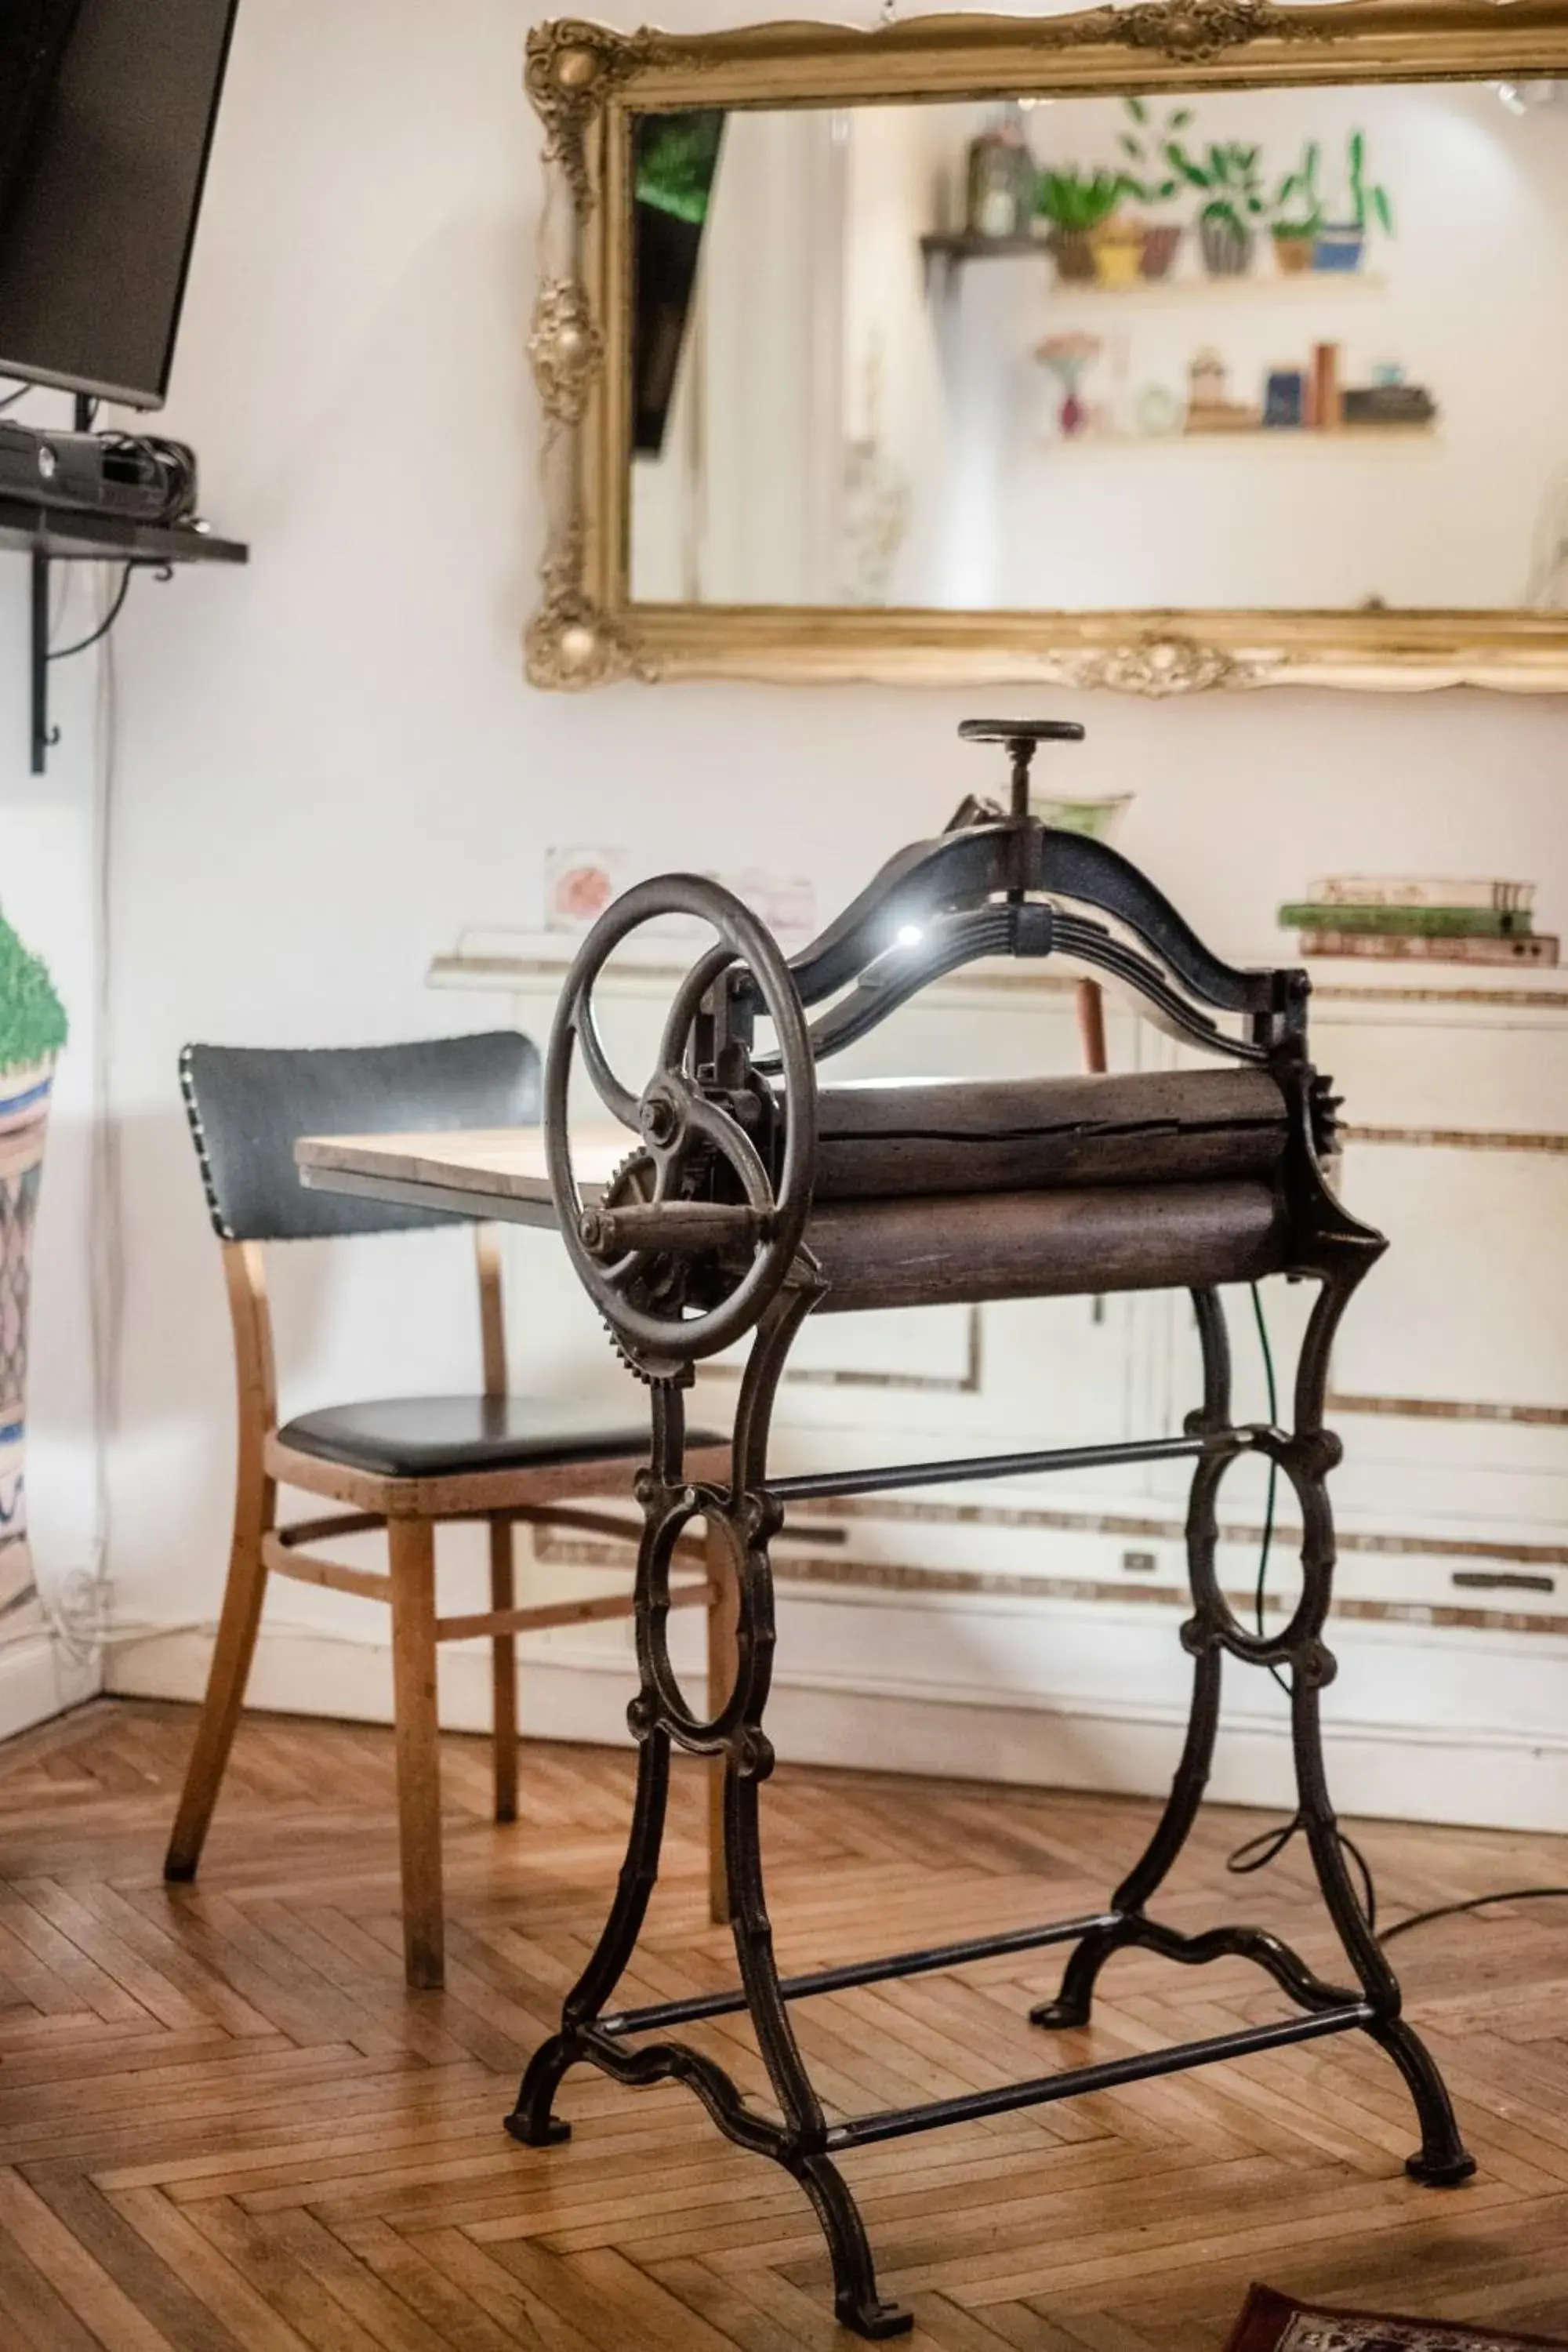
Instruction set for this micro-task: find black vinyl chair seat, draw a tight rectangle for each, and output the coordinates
[278,1394,724,1483]
[171,1029,731,1991]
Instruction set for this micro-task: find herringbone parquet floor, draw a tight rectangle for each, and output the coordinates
[0,1699,1564,2350]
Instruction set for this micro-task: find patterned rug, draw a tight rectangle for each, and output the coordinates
[1225,2286,1568,2352]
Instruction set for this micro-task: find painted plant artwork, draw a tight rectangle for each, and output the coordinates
[0,909,67,1632]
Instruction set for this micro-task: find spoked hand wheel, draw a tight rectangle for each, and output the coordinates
[544,874,818,1374]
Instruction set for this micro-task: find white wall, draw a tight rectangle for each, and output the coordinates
[0,0,1555,1806]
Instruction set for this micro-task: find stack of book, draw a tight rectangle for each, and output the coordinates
[1278,876,1557,966]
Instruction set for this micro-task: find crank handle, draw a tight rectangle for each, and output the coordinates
[579,1200,775,1258]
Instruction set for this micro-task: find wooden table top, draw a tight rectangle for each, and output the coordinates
[296,1125,629,1229]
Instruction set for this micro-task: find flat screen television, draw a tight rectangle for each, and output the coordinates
[0,0,240,410]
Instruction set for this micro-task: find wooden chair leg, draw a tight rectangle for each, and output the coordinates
[388,1517,445,1990]
[489,1518,518,1825]
[165,1490,271,1882]
[706,1518,739,1926]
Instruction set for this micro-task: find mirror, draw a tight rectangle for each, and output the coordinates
[630,83,1568,613]
[525,5,1568,690]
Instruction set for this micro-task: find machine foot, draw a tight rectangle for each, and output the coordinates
[837,2290,913,2339]
[1405,2149,1477,2187]
[506,2109,571,2147]
[1029,1994,1091,2029]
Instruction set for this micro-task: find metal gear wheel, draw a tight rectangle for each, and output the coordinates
[593,1142,711,1378]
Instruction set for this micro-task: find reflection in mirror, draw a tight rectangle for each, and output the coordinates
[627,80,1568,613]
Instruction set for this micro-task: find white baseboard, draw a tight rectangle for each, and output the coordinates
[105,1601,1568,1835]
[0,1626,102,1741]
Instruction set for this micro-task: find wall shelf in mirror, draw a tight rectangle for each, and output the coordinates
[920,229,1038,292]
[525,1,1568,694]
[1035,273,1390,302]
[921,234,1389,303]
[921,231,1040,263]
[1044,426,1439,448]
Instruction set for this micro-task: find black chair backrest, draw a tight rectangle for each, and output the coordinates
[181,1033,539,1243]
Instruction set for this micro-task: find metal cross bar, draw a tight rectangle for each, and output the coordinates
[596,1910,1122,2039]
[769,1431,1235,1504]
[823,2003,1374,2151]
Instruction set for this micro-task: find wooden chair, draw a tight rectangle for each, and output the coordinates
[165,1032,731,1989]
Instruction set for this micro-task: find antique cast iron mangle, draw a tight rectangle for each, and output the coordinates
[508,720,1474,2339]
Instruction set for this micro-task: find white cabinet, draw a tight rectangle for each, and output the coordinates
[431,931,1568,1831]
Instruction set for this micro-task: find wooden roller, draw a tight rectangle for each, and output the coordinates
[806,1177,1289,1314]
[809,1067,1289,1202]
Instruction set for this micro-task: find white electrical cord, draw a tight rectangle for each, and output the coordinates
[78,565,124,1650]
[95,1617,418,1649]
[28,558,123,1666]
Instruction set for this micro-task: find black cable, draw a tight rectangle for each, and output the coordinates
[1228,1280,1568,1948]
[0,383,30,412]
[49,566,134,662]
[1227,1283,1377,1933]
[1228,1809,1379,1933]
[97,433,197,526]
[1249,1282,1286,1697]
[1379,1888,1568,1947]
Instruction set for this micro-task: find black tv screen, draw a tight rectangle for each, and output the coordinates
[0,2,83,222]
[0,0,239,409]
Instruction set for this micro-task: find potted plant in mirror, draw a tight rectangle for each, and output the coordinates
[635,110,724,227]
[1034,165,1122,283]
[1315,129,1392,270]
[1170,139,1267,276]
[1116,95,1193,280]
[1270,139,1321,273]
[0,909,67,1620]
[1094,209,1144,290]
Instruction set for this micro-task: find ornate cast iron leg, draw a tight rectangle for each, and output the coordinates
[724,1757,909,2336]
[506,1380,686,2149]
[1033,1287,1352,2033]
[1033,1288,1231,2029]
[720,1282,910,2337]
[509,1281,911,2338]
[1285,1271,1475,2187]
[507,1722,670,2144]
[1034,1268,1475,2187]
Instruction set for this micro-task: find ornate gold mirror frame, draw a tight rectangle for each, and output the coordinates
[524,2,1568,695]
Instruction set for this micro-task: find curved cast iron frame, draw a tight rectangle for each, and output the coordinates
[506,1264,1475,2339]
[509,729,1475,2339]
